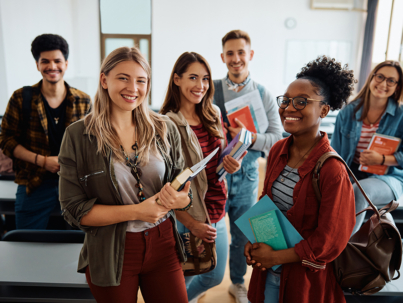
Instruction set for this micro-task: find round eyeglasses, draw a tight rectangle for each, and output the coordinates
[276,96,324,110]
[373,73,398,87]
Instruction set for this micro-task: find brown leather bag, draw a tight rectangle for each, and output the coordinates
[312,152,402,295]
[170,119,217,276]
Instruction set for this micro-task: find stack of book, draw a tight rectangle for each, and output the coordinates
[216,128,252,182]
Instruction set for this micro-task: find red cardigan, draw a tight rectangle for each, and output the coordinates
[248,133,355,303]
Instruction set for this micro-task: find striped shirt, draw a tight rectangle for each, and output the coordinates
[353,122,379,164]
[270,165,299,275]
[272,165,300,216]
[190,124,227,223]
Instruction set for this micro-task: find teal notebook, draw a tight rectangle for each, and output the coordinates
[235,195,303,270]
[249,210,288,251]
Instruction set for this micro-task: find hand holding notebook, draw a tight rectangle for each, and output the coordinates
[156,147,219,208]
[235,195,303,270]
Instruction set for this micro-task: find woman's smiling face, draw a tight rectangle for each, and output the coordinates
[174,62,210,106]
[100,60,148,114]
[369,66,399,100]
[280,79,329,136]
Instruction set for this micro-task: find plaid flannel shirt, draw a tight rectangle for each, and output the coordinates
[0,81,91,194]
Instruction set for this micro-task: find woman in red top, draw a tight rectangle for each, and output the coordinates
[160,52,246,302]
[245,56,356,303]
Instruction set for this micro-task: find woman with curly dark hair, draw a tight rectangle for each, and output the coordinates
[245,56,356,303]
[331,61,403,235]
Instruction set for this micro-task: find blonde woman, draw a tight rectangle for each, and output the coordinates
[58,47,191,303]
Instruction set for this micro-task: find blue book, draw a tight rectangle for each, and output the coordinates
[234,195,303,270]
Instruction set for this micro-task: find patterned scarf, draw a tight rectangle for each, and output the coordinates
[225,73,251,91]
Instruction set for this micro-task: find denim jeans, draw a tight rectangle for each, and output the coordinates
[15,179,61,229]
[262,270,281,303]
[226,150,260,285]
[352,177,395,235]
[176,217,228,300]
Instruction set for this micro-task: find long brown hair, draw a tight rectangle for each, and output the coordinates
[160,52,222,139]
[352,60,403,121]
[84,46,170,164]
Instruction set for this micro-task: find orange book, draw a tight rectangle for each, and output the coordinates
[227,105,257,133]
[359,134,401,175]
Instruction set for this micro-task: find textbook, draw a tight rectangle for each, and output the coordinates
[249,209,288,251]
[359,134,401,175]
[224,89,269,133]
[235,195,303,270]
[156,147,219,208]
[216,128,252,182]
[227,105,257,133]
[172,147,219,191]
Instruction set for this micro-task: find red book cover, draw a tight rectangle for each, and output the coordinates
[227,105,257,133]
[359,134,401,175]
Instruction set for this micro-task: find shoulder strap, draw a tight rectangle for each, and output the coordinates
[312,152,381,220]
[170,118,212,225]
[257,83,265,100]
[213,79,232,143]
[20,86,33,143]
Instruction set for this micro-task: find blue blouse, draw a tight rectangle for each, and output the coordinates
[331,98,403,199]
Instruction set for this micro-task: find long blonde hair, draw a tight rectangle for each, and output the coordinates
[160,52,223,139]
[85,46,169,164]
[352,60,403,121]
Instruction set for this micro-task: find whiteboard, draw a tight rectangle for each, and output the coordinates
[284,40,352,85]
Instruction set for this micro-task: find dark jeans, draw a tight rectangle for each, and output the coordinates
[15,179,62,229]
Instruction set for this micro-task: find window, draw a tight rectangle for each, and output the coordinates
[99,0,152,68]
[372,0,403,66]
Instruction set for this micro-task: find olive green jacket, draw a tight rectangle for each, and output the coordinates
[58,117,186,287]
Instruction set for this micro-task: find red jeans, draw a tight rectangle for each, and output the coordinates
[85,219,187,303]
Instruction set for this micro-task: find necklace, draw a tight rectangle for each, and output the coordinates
[280,136,321,182]
[366,112,384,127]
[54,117,59,125]
[120,127,145,202]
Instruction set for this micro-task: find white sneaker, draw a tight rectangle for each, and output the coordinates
[228,283,248,303]
[188,291,206,303]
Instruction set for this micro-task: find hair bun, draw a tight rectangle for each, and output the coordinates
[296,56,356,110]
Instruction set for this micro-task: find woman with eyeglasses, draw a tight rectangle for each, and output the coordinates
[245,56,356,303]
[331,60,403,235]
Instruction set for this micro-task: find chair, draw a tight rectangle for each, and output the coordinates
[1,229,85,243]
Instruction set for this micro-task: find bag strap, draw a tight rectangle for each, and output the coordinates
[170,118,212,225]
[312,152,381,220]
[213,80,232,143]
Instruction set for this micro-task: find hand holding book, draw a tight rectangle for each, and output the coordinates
[222,151,248,174]
[158,181,191,209]
[245,242,300,271]
[225,118,256,144]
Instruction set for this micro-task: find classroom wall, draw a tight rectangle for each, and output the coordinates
[0,0,365,113]
[151,0,365,108]
[0,0,100,114]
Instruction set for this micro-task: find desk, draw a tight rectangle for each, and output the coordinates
[0,180,18,215]
[0,241,95,302]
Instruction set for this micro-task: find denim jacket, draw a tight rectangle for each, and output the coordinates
[331,98,403,198]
